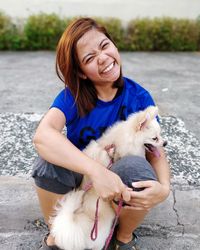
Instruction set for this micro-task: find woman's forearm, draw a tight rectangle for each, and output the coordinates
[33,127,101,177]
[147,148,171,191]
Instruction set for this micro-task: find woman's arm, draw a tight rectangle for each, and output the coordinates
[33,107,98,175]
[146,148,171,193]
[33,107,130,201]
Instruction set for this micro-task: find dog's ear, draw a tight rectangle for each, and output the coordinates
[151,106,159,119]
[137,112,150,131]
[146,106,159,119]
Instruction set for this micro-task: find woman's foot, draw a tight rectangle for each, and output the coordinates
[107,226,139,250]
[114,232,139,250]
[39,234,61,250]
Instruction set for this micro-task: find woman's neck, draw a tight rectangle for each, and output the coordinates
[96,85,118,102]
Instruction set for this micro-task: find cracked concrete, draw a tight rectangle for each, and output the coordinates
[172,189,185,235]
[174,189,200,235]
[0,52,200,249]
[1,176,200,250]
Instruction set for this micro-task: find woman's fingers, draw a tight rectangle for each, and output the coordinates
[124,205,150,211]
[121,187,131,202]
[92,167,124,199]
[132,180,154,189]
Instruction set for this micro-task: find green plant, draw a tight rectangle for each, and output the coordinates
[0,11,15,49]
[196,16,200,50]
[94,17,126,50]
[161,18,199,51]
[126,17,200,51]
[126,18,155,51]
[0,13,199,51]
[24,13,70,50]
[151,18,174,51]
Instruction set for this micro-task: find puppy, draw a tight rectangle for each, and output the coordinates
[50,106,166,250]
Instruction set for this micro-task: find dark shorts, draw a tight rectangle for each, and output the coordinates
[32,155,157,194]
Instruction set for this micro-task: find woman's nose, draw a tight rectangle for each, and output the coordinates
[97,53,107,65]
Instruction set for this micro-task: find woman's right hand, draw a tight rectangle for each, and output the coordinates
[89,165,131,202]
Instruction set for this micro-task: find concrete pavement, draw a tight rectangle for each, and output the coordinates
[0,52,200,249]
[1,51,200,139]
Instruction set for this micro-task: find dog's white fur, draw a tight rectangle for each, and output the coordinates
[50,106,165,250]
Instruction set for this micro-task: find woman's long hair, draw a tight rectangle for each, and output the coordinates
[56,17,123,117]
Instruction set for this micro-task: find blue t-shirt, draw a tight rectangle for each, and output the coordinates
[50,77,155,150]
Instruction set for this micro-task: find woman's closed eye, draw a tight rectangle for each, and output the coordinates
[101,42,109,49]
[85,56,94,63]
[84,42,110,64]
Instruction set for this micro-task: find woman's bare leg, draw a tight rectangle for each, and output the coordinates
[35,185,65,246]
[117,207,148,243]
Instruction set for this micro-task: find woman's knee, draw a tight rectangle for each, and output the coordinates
[111,155,157,189]
[32,156,83,194]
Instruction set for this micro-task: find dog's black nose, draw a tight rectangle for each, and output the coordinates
[163,141,168,147]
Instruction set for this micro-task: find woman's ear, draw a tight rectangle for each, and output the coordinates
[78,72,87,79]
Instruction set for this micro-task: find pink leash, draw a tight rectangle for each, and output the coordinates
[90,196,123,250]
[103,198,123,250]
[83,144,123,249]
[90,197,100,240]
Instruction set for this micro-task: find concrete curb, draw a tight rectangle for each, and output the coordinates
[0,176,200,250]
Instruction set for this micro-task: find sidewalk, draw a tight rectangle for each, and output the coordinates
[0,176,200,250]
[0,52,200,249]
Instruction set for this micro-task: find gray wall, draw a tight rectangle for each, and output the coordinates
[0,0,199,24]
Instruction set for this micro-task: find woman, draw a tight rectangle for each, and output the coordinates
[32,17,170,250]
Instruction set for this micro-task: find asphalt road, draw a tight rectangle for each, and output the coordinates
[0,52,200,250]
[0,51,200,139]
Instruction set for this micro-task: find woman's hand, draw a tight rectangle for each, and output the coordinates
[89,166,131,202]
[124,180,170,211]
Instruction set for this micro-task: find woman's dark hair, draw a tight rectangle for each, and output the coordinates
[56,17,123,117]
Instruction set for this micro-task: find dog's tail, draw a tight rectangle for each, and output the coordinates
[51,190,87,250]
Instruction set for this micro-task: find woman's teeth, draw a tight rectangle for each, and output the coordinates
[102,62,114,73]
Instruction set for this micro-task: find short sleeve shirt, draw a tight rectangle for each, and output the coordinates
[50,77,156,150]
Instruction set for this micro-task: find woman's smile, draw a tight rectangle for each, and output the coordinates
[77,29,121,86]
[101,61,115,74]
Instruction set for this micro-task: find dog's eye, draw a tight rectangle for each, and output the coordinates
[152,137,158,141]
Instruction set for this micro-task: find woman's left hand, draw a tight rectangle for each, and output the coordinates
[124,180,170,211]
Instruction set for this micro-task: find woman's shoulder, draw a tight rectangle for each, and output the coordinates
[53,87,75,104]
[50,87,78,124]
[123,76,155,110]
[123,76,150,96]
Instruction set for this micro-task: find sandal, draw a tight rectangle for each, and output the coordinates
[114,232,139,250]
[39,234,93,250]
[106,225,139,250]
[39,234,62,250]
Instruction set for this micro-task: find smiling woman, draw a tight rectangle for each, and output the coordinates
[76,29,121,101]
[56,18,123,116]
[32,17,170,250]
[77,30,120,82]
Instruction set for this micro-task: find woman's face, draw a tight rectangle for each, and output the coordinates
[76,28,121,87]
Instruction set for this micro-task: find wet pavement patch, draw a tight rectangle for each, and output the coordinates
[24,218,48,231]
[0,113,199,186]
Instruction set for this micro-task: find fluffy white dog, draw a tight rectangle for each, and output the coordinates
[50,106,166,250]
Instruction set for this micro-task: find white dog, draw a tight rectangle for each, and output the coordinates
[50,106,166,250]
